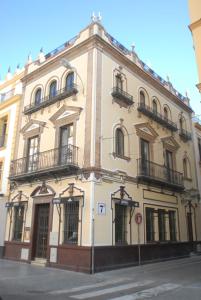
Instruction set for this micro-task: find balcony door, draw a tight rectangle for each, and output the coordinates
[27,136,39,172]
[59,124,73,165]
[165,150,173,181]
[141,139,150,175]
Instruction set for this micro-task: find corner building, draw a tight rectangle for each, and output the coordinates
[5,21,201,272]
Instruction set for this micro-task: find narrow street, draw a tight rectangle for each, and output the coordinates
[0,256,201,299]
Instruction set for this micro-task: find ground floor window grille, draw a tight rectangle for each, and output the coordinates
[115,204,127,244]
[12,205,24,241]
[169,210,177,241]
[158,209,166,241]
[146,207,155,242]
[63,200,79,244]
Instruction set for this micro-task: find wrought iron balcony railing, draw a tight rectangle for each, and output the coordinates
[137,103,178,131]
[137,158,184,190]
[111,87,134,106]
[24,85,78,115]
[10,144,78,180]
[179,129,192,142]
[0,135,7,148]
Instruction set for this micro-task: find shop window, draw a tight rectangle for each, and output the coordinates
[63,200,79,244]
[169,211,177,241]
[34,88,42,105]
[115,128,124,157]
[49,80,57,98]
[158,209,166,241]
[146,207,155,242]
[12,205,24,241]
[115,204,127,244]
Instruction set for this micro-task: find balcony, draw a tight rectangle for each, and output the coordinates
[137,103,178,131]
[24,85,78,115]
[10,144,79,181]
[111,87,134,107]
[137,158,184,191]
[179,129,192,142]
[0,135,7,148]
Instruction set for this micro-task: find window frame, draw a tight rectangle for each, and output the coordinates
[115,128,124,157]
[115,203,127,245]
[63,200,79,245]
[12,205,25,242]
[49,80,57,98]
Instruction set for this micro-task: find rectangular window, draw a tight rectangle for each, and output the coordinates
[169,210,177,241]
[158,209,166,241]
[27,136,39,172]
[59,124,73,165]
[63,200,79,244]
[146,207,155,242]
[13,205,24,241]
[115,204,127,244]
[198,138,201,162]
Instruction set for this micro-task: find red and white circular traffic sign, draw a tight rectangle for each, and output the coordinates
[135,212,142,224]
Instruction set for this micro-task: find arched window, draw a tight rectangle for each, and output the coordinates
[140,91,145,106]
[66,72,74,91]
[164,107,168,120]
[34,88,42,105]
[183,158,188,178]
[49,80,57,98]
[152,99,157,114]
[115,128,124,156]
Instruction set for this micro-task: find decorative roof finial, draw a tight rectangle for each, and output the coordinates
[91,12,102,23]
[91,12,96,22]
[38,48,45,63]
[26,53,32,65]
[131,43,135,52]
[15,64,21,74]
[6,66,12,80]
[98,12,102,22]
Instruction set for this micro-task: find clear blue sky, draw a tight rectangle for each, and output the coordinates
[0,0,200,113]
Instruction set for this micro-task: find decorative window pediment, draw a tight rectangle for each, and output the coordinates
[161,136,179,152]
[30,181,55,197]
[135,122,158,142]
[21,119,46,138]
[49,105,82,127]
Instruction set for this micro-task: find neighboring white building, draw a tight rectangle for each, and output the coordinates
[0,69,24,257]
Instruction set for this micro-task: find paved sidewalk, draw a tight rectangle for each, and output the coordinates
[0,256,201,299]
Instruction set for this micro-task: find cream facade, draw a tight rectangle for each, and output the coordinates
[4,20,201,272]
[0,70,23,257]
[189,0,201,92]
